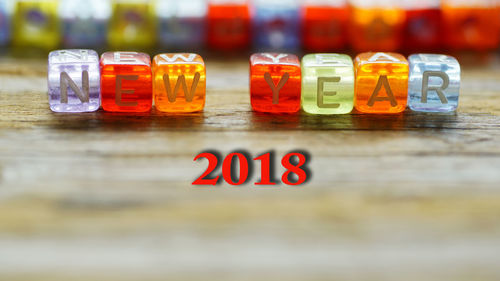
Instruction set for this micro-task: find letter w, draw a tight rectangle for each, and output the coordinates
[163,73,201,102]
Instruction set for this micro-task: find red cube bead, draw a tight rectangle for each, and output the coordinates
[207,1,251,50]
[100,52,153,113]
[302,3,349,52]
[250,53,301,113]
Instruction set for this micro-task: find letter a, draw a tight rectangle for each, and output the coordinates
[367,75,397,107]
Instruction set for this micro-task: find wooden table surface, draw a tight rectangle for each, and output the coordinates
[1,54,500,281]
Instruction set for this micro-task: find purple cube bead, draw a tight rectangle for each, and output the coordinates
[48,49,100,112]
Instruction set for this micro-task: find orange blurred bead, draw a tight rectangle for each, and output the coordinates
[442,1,500,51]
[349,6,406,52]
[354,52,409,114]
[152,53,206,113]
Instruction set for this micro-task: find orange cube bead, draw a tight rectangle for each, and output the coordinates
[100,52,153,113]
[152,53,206,113]
[250,53,301,113]
[354,52,409,114]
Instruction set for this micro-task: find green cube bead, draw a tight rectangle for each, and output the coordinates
[301,54,354,114]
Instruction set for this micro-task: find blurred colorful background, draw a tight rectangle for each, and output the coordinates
[0,0,499,54]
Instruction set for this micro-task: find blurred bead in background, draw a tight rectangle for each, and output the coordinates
[60,0,111,49]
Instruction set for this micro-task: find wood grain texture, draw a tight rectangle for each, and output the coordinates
[1,55,500,281]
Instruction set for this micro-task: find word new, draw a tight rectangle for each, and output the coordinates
[48,50,205,113]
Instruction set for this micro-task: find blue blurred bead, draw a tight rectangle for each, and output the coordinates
[252,0,301,51]
[0,0,10,46]
[60,0,111,48]
[156,0,207,49]
[408,54,461,112]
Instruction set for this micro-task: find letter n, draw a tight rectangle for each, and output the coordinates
[60,71,89,103]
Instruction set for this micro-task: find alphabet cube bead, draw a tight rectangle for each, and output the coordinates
[252,0,301,51]
[156,0,207,49]
[302,1,349,52]
[100,52,152,113]
[301,54,354,115]
[48,49,101,113]
[354,52,409,114]
[250,53,301,113]
[107,1,156,50]
[408,54,460,112]
[153,53,206,113]
[12,0,60,50]
[60,0,110,48]
[207,0,250,50]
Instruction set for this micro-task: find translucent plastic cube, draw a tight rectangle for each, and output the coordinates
[301,54,354,115]
[47,49,100,113]
[250,53,301,113]
[354,52,409,114]
[100,51,152,113]
[408,54,460,112]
